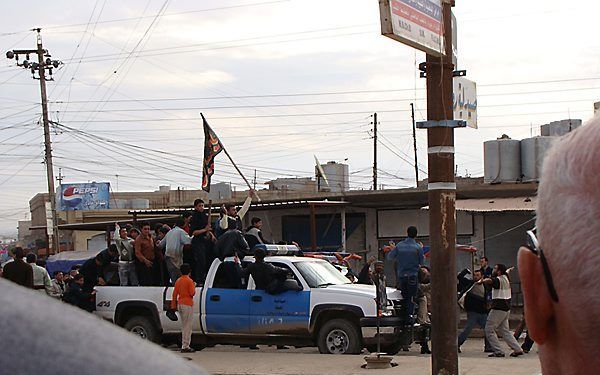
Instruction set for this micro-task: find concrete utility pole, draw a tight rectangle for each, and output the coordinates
[6,29,61,254]
[372,112,378,190]
[424,2,459,373]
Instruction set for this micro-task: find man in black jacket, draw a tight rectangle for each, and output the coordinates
[2,247,33,289]
[243,248,301,295]
[63,274,96,312]
[458,269,490,352]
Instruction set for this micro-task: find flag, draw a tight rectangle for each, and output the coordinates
[201,114,223,192]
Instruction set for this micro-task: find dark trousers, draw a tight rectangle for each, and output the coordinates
[192,238,207,285]
[136,260,161,286]
[397,275,418,324]
[458,311,488,346]
[522,331,535,352]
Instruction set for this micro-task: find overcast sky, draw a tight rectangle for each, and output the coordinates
[1,0,599,236]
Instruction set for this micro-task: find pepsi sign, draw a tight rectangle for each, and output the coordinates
[60,183,110,211]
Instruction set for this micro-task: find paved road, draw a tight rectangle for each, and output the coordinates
[172,339,541,375]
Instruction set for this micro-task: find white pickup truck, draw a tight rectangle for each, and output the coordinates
[94,245,429,354]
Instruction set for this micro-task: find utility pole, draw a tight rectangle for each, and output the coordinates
[6,29,61,254]
[423,2,459,373]
[410,103,419,186]
[253,169,257,190]
[372,112,378,190]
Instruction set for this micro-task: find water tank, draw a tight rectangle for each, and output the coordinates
[540,119,581,137]
[520,136,558,182]
[129,199,150,209]
[321,161,349,192]
[112,199,130,209]
[484,137,521,183]
[208,182,232,200]
[158,185,170,192]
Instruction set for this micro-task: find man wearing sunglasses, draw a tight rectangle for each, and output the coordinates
[518,119,600,374]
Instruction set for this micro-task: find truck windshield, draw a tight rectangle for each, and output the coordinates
[295,260,351,288]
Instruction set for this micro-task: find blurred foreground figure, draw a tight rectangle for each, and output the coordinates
[0,279,205,375]
[518,117,600,374]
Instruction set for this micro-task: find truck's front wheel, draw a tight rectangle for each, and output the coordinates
[124,316,160,343]
[317,319,362,354]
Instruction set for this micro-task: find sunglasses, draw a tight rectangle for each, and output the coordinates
[525,228,559,303]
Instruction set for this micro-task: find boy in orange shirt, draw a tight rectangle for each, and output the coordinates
[171,263,196,353]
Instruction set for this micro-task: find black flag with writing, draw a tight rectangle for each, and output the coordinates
[201,114,223,192]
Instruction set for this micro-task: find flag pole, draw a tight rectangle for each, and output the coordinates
[201,113,261,202]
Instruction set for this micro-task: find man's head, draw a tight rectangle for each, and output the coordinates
[182,212,192,224]
[175,218,185,228]
[53,271,64,282]
[518,119,600,372]
[73,273,84,285]
[480,256,489,268]
[373,261,385,274]
[251,217,262,229]
[12,247,24,260]
[493,264,507,277]
[119,227,128,239]
[140,222,151,237]
[180,263,191,276]
[225,203,237,217]
[193,199,205,212]
[473,269,483,282]
[130,227,140,239]
[26,253,36,264]
[407,226,418,239]
[158,226,170,238]
[254,248,266,262]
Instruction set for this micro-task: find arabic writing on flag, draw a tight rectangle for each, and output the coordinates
[201,114,223,192]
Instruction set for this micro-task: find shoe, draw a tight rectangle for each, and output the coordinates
[421,347,431,354]
[458,347,462,353]
[484,348,495,353]
[488,352,505,357]
[510,351,524,357]
[180,347,196,353]
[277,345,289,350]
[402,346,410,352]
[249,345,259,350]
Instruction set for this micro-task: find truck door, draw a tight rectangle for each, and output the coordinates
[204,261,250,334]
[249,262,310,335]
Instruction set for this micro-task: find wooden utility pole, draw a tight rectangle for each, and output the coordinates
[372,112,378,190]
[410,103,419,186]
[425,2,459,373]
[6,29,61,254]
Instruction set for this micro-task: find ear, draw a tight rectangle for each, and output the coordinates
[517,247,555,344]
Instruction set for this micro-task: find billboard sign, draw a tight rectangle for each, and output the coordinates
[380,0,446,56]
[453,77,477,129]
[60,183,110,211]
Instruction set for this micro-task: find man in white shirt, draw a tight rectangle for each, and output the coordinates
[218,189,254,235]
[26,253,52,296]
[160,217,192,284]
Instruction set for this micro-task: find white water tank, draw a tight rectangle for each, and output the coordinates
[321,161,349,192]
[541,119,581,137]
[130,199,150,209]
[484,137,521,184]
[520,136,558,182]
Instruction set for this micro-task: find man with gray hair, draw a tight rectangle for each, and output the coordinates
[518,117,600,374]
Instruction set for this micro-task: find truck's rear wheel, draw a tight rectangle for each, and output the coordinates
[124,316,160,343]
[317,319,362,354]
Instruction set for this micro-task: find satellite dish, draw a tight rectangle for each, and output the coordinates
[314,155,330,187]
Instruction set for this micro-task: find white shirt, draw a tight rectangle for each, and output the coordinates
[160,226,192,267]
[30,263,52,294]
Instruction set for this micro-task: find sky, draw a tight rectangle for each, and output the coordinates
[1,0,599,236]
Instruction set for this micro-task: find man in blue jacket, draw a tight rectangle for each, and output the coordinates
[387,226,424,325]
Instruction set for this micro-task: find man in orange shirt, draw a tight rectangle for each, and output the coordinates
[171,263,196,353]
